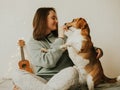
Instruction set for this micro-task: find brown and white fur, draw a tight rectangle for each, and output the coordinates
[63,18,120,90]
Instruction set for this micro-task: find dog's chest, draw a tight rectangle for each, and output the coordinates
[67,46,89,68]
[66,29,89,67]
[67,47,90,84]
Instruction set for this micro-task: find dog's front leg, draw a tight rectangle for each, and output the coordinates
[60,43,71,50]
[86,75,94,90]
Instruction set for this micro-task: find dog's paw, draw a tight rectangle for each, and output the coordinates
[117,75,120,82]
[41,48,48,53]
[60,43,71,50]
[60,44,67,50]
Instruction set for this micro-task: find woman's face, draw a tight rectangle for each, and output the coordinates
[46,10,58,34]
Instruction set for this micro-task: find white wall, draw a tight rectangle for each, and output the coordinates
[0,0,120,78]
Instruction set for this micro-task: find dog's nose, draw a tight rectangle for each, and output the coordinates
[64,23,69,29]
[64,23,67,25]
[64,23,70,29]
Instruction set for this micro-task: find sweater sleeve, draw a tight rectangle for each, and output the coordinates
[27,38,66,68]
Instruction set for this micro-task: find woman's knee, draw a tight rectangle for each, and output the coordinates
[46,67,79,90]
[63,67,79,77]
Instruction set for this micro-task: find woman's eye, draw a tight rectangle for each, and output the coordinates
[52,17,55,20]
[52,17,57,20]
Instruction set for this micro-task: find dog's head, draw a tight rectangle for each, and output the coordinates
[65,18,93,53]
[65,17,90,36]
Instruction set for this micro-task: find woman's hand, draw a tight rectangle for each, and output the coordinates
[96,48,103,59]
[58,25,68,38]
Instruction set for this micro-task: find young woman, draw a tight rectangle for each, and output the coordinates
[27,7,103,81]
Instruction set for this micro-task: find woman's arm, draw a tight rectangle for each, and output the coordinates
[27,38,66,69]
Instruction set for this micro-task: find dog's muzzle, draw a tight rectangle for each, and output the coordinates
[64,23,71,29]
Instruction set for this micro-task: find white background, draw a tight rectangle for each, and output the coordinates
[0,0,120,78]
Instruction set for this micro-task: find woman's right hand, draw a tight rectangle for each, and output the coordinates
[58,25,68,38]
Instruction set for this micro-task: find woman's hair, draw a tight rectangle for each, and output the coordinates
[33,7,58,41]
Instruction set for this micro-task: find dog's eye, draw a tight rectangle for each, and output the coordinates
[72,19,75,22]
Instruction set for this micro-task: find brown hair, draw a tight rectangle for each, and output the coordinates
[33,7,58,40]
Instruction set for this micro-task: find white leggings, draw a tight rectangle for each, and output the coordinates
[12,67,79,90]
[45,67,79,90]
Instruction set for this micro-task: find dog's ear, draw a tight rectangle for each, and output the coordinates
[78,18,90,36]
[81,29,89,36]
[77,18,87,29]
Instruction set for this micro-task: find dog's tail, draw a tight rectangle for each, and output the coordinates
[103,74,120,83]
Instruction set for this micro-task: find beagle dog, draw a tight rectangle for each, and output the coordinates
[63,17,120,90]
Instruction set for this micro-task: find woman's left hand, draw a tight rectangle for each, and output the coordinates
[96,48,103,59]
[58,25,68,38]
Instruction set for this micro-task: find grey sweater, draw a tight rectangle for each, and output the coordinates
[27,33,73,80]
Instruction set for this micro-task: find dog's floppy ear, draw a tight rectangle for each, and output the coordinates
[77,18,90,36]
[81,29,89,36]
[77,18,87,29]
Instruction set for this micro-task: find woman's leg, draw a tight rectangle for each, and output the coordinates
[44,67,79,90]
[12,69,47,90]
